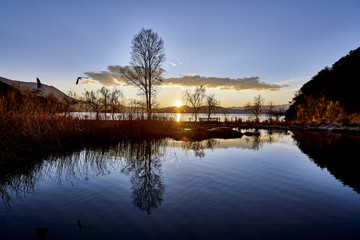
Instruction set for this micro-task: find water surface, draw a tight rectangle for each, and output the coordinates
[1,131,360,239]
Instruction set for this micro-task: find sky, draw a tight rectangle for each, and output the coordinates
[1,0,360,107]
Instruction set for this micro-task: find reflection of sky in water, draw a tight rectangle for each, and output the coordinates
[1,133,360,239]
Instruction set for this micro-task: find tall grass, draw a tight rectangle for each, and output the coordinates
[0,113,174,160]
[0,89,174,160]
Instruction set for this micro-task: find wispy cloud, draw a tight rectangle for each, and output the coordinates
[274,76,310,85]
[85,65,283,91]
[168,62,177,67]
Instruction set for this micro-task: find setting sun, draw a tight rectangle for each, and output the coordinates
[174,100,183,108]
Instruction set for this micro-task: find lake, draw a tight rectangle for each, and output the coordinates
[1,130,360,239]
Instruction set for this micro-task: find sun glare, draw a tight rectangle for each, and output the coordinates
[174,100,183,108]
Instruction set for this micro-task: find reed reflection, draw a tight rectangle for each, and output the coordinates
[0,160,43,212]
[293,131,360,193]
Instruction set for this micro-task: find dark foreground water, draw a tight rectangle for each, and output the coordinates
[1,131,360,239]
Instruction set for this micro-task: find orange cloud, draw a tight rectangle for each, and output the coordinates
[85,65,283,91]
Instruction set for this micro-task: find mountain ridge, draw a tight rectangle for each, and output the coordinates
[0,76,68,99]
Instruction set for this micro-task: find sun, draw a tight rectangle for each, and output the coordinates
[174,100,183,108]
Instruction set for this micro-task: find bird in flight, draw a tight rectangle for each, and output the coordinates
[33,78,43,93]
[76,77,89,85]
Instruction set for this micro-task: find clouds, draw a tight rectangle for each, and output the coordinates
[84,65,128,86]
[274,76,310,86]
[163,75,283,91]
[168,62,177,67]
[85,65,283,91]
[164,60,183,70]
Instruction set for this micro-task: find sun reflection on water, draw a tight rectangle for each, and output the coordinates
[176,113,181,122]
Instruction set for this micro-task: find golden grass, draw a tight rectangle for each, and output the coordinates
[0,112,175,160]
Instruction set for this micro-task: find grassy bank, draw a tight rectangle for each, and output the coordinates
[1,112,359,161]
[0,113,174,160]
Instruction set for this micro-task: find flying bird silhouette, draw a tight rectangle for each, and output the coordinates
[33,78,43,93]
[76,77,89,85]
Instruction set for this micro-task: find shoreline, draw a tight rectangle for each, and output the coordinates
[1,116,359,162]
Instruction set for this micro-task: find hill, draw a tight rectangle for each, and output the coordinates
[286,47,360,121]
[0,76,68,99]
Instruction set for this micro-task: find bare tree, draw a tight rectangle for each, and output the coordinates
[98,86,111,120]
[266,101,285,122]
[245,94,265,123]
[83,89,102,119]
[128,99,145,120]
[109,88,124,120]
[273,107,285,121]
[119,28,165,120]
[266,101,275,122]
[62,90,78,117]
[183,85,206,122]
[205,94,220,121]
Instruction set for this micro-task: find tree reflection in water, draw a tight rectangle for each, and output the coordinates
[181,139,219,158]
[6,130,349,218]
[292,131,360,194]
[180,132,291,158]
[120,140,166,215]
[0,140,167,215]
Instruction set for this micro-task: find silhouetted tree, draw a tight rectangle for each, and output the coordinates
[183,85,206,121]
[109,88,124,120]
[83,89,102,119]
[62,90,78,117]
[266,101,275,122]
[266,102,284,122]
[98,86,110,120]
[119,28,165,120]
[205,93,220,121]
[245,95,264,123]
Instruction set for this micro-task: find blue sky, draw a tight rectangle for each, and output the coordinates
[1,0,360,107]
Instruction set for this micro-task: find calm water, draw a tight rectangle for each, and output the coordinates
[1,131,360,239]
